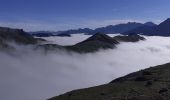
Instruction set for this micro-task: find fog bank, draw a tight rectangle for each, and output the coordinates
[41,34,118,45]
[1,34,170,100]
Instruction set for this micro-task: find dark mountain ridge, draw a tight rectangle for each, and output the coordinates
[0,27,42,51]
[0,26,145,53]
[32,22,155,37]
[0,27,38,44]
[124,18,170,36]
[113,33,145,42]
[31,18,170,36]
[49,63,170,100]
[155,18,170,36]
[65,33,119,53]
[31,28,93,37]
[91,22,144,34]
[33,19,170,37]
[144,22,157,26]
[61,28,93,34]
[124,25,156,36]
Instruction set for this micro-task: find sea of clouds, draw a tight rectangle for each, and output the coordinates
[1,34,170,100]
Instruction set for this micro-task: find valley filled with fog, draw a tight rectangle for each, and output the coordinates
[41,34,119,46]
[1,34,170,100]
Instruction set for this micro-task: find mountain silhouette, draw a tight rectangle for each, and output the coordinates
[124,18,170,36]
[31,19,170,36]
[31,22,146,36]
[90,22,144,34]
[61,28,93,34]
[155,18,170,36]
[144,22,157,26]
[113,33,145,42]
[65,33,119,53]
[0,27,37,44]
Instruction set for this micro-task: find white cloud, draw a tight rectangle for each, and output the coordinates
[1,35,170,100]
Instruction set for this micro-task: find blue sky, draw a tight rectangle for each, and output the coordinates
[0,0,170,31]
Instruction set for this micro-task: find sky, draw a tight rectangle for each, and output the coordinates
[0,0,170,31]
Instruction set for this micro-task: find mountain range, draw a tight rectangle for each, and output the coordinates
[31,18,170,37]
[1,20,170,100]
[124,18,170,36]
[31,22,152,36]
[0,26,145,53]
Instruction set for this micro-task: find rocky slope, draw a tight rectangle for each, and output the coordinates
[0,27,37,44]
[65,33,119,53]
[0,27,42,51]
[49,63,170,100]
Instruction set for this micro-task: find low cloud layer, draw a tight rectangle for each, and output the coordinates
[42,34,118,46]
[1,34,170,100]
[41,34,91,46]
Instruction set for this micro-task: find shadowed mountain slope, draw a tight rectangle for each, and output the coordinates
[91,22,144,34]
[65,33,119,53]
[124,18,170,36]
[0,27,40,51]
[113,33,145,42]
[49,63,170,100]
[155,18,170,36]
[0,27,37,44]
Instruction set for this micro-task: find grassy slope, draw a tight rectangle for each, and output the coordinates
[49,63,170,100]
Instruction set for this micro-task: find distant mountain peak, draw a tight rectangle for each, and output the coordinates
[80,32,119,44]
[165,18,170,21]
[159,18,170,26]
[144,22,157,26]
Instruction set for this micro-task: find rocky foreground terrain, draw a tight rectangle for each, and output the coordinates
[49,63,170,100]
